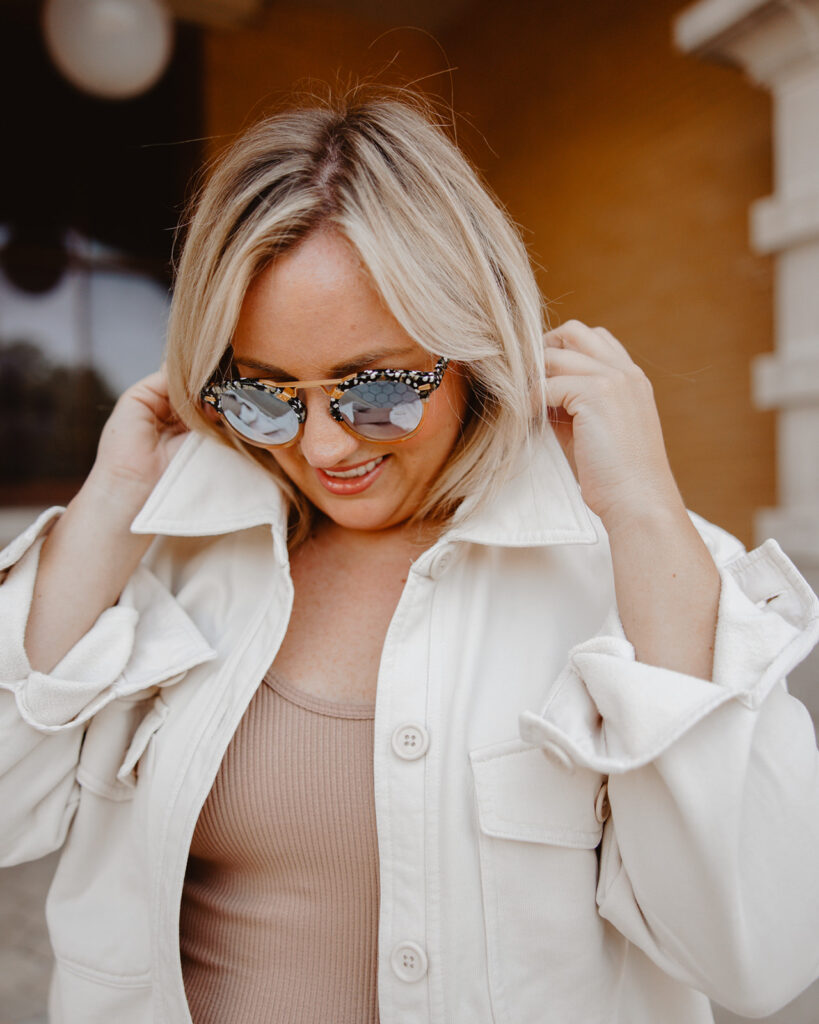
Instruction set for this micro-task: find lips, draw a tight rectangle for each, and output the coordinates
[315,454,390,495]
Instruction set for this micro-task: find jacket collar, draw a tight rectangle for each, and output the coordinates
[130,428,597,552]
[130,433,290,561]
[446,428,597,547]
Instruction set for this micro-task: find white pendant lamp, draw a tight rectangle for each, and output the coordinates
[42,0,174,100]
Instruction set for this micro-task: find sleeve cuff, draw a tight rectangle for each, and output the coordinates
[519,539,819,774]
[0,514,216,733]
[0,505,64,573]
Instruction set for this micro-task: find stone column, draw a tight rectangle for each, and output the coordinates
[675,0,819,726]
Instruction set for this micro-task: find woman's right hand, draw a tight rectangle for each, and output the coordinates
[89,367,190,510]
[23,369,190,673]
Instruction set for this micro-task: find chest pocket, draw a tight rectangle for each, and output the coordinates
[469,737,616,1024]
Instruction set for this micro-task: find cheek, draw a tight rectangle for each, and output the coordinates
[266,448,305,483]
[402,373,469,466]
[429,372,470,440]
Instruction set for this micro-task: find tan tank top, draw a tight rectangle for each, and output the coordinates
[179,669,379,1023]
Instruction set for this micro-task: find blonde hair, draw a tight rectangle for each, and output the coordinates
[165,89,547,546]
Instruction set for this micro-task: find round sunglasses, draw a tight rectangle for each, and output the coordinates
[200,355,450,448]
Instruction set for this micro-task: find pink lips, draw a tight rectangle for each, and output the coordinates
[315,455,389,495]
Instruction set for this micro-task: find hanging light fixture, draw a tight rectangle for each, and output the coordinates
[41,0,174,100]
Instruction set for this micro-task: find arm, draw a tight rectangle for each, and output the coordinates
[597,664,819,1018]
[25,474,154,673]
[530,321,819,1013]
[541,319,720,679]
[24,368,188,672]
[0,518,139,864]
[0,369,199,865]
[606,505,719,680]
[520,523,819,1016]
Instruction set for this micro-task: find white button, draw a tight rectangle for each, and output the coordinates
[427,545,457,580]
[391,940,428,981]
[429,552,451,578]
[541,740,575,774]
[595,781,610,823]
[391,723,430,760]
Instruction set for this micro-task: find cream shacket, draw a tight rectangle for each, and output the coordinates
[1,428,819,1024]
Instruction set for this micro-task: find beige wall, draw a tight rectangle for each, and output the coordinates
[204,0,775,546]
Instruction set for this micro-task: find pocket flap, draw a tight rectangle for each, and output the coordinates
[470,737,604,848]
[115,692,170,788]
[77,691,169,800]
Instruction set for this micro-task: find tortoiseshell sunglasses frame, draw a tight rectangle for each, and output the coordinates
[200,351,450,448]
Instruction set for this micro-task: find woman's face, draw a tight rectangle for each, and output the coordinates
[230,230,469,534]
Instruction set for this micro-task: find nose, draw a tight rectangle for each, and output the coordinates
[297,390,361,467]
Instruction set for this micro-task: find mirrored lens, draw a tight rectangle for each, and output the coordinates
[220,385,300,446]
[337,380,423,440]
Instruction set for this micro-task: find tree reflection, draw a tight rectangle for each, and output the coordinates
[0,340,115,501]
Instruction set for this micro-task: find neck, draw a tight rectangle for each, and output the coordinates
[310,512,443,558]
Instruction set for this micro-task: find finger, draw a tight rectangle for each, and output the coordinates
[589,325,638,368]
[130,371,180,425]
[546,403,572,427]
[545,319,607,355]
[542,373,608,419]
[544,345,621,379]
[544,319,634,372]
[134,367,168,392]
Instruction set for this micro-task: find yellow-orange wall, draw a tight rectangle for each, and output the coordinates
[203,8,446,151]
[203,0,775,546]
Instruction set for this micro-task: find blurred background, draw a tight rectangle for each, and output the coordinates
[1,0,818,1022]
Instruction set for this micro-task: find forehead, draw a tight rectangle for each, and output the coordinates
[231,230,426,378]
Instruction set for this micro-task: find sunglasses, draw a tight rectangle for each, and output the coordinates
[200,351,450,448]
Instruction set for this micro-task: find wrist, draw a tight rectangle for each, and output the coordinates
[604,494,720,599]
[598,483,689,542]
[83,464,155,523]
[55,470,156,566]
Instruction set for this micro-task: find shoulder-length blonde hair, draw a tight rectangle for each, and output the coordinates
[165,89,547,546]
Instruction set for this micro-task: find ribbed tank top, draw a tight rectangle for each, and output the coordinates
[179,669,380,1023]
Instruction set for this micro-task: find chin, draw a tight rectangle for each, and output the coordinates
[312,495,411,533]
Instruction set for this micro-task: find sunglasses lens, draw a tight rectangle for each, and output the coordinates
[337,380,424,440]
[219,384,300,446]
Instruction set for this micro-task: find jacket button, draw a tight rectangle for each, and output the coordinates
[391,941,428,981]
[595,781,610,824]
[541,740,575,774]
[391,723,430,760]
[428,545,455,580]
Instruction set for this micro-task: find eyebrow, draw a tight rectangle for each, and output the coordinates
[233,347,421,380]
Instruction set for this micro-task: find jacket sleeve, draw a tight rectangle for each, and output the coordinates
[0,509,216,866]
[519,519,819,1018]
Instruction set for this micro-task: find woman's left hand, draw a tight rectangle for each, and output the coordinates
[542,319,684,532]
[543,319,721,679]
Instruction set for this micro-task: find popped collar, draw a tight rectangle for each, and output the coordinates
[129,425,599,554]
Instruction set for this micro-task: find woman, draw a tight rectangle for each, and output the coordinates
[2,93,819,1024]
